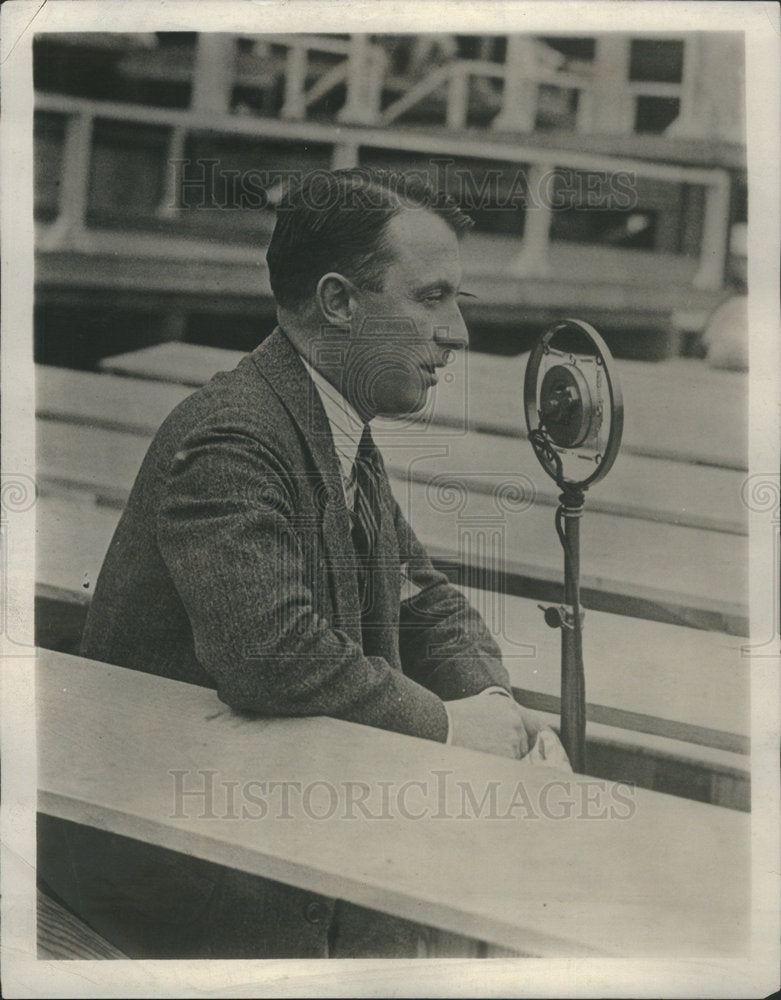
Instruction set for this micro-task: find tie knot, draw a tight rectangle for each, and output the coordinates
[356,424,382,473]
[358,423,375,456]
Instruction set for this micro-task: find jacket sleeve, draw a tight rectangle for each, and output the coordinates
[156,422,449,742]
[392,496,513,701]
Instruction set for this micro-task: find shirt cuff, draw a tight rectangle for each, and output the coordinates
[444,687,511,745]
[444,701,453,745]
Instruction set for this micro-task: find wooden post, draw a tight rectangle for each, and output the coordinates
[156,125,187,218]
[191,34,235,115]
[589,34,631,134]
[511,161,553,278]
[492,36,537,132]
[338,35,382,125]
[446,62,469,130]
[331,142,359,170]
[667,35,700,139]
[281,42,308,120]
[38,111,93,249]
[693,172,730,290]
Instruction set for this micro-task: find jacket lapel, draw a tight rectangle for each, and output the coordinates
[251,329,362,641]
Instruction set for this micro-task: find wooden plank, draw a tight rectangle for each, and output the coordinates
[379,432,746,536]
[36,495,748,758]
[441,352,747,471]
[37,364,193,435]
[36,421,749,631]
[397,476,747,633]
[38,420,149,508]
[37,648,750,957]
[458,585,748,757]
[36,496,121,601]
[99,343,243,387]
[95,344,748,469]
[37,890,128,960]
[37,367,747,536]
[420,351,747,471]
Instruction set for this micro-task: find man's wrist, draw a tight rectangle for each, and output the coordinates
[444,687,510,745]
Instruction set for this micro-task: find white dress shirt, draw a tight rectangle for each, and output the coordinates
[300,356,364,506]
[299,355,509,745]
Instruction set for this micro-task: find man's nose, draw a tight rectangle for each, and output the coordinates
[433,314,469,355]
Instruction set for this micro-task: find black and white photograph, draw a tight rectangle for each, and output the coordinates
[1,1,779,996]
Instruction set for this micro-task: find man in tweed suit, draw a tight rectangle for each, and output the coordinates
[41,169,540,958]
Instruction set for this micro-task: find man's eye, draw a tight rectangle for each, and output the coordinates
[424,291,444,302]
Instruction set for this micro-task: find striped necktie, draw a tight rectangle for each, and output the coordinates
[351,424,382,616]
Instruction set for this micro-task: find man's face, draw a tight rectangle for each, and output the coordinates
[343,209,469,419]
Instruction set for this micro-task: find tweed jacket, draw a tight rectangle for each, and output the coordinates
[82,326,510,732]
[42,328,510,959]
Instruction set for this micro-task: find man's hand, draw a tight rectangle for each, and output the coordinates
[446,690,544,759]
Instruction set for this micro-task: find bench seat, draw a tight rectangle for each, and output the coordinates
[35,494,749,809]
[37,647,750,958]
[36,418,749,634]
[95,343,748,470]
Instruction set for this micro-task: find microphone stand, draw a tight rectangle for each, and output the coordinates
[556,486,586,773]
[525,320,623,776]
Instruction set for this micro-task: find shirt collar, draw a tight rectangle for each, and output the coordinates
[299,355,365,483]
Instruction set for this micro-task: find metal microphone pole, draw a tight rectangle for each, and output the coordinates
[525,319,623,776]
[558,487,586,773]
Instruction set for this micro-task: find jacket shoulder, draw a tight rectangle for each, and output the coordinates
[157,352,297,456]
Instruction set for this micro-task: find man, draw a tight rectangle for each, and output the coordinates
[39,169,541,958]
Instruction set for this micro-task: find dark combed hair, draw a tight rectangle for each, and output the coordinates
[266,168,473,310]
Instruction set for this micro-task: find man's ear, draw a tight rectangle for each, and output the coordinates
[315,272,354,326]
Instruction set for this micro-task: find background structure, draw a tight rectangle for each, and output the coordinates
[33,31,746,366]
[32,29,752,812]
[21,22,765,972]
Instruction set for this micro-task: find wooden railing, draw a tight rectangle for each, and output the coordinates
[35,91,732,290]
[105,34,705,139]
[37,647,750,958]
[32,337,752,957]
[34,346,751,814]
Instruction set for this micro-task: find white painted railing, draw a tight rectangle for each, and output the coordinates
[35,91,731,290]
[114,33,705,139]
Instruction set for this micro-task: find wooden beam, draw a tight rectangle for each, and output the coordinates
[191,35,235,115]
[35,490,749,756]
[35,91,733,186]
[34,419,748,632]
[37,648,750,957]
[90,343,748,471]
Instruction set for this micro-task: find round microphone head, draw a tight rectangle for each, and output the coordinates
[524,319,623,490]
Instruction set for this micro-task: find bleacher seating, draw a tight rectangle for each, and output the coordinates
[29,25,756,965]
[38,647,750,957]
[34,345,751,814]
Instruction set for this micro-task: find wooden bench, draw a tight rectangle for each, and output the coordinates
[37,890,128,960]
[96,342,749,470]
[37,647,750,958]
[35,493,750,810]
[34,349,751,806]
[38,365,747,536]
[36,414,748,634]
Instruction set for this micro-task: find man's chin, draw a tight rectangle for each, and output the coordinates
[376,389,431,420]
